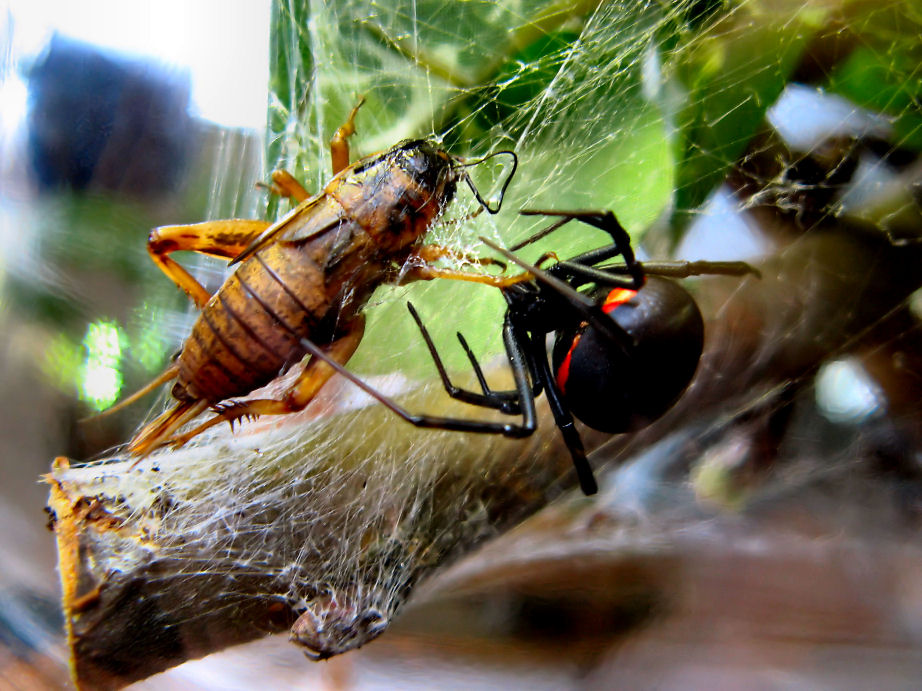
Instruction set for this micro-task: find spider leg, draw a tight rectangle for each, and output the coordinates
[408,302,546,412]
[518,210,759,284]
[519,209,645,289]
[550,260,643,289]
[548,254,758,291]
[526,328,598,496]
[296,315,537,439]
[411,298,598,495]
[407,303,523,411]
[480,237,636,355]
[508,214,573,251]
[455,331,525,410]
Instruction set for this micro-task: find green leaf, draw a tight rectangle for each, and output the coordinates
[826,11,922,152]
[666,1,820,238]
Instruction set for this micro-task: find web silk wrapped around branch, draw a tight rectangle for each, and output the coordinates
[47,375,575,689]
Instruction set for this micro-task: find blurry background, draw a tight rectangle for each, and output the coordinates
[3,0,922,688]
[1,1,271,686]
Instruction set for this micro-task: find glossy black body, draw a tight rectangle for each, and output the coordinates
[551,278,704,433]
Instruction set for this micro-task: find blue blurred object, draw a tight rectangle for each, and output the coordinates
[27,34,193,196]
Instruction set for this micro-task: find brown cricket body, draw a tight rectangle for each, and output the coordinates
[171,140,456,405]
[102,101,519,455]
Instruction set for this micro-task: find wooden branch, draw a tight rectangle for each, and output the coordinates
[46,379,571,690]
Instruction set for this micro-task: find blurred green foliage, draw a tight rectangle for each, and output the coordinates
[828,39,922,152]
[263,0,921,374]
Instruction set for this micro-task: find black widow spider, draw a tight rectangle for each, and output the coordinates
[297,210,758,495]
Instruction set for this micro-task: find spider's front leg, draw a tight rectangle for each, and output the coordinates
[520,209,645,290]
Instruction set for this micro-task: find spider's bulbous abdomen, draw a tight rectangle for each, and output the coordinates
[552,277,704,433]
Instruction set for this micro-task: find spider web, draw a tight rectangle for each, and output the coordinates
[51,0,922,682]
